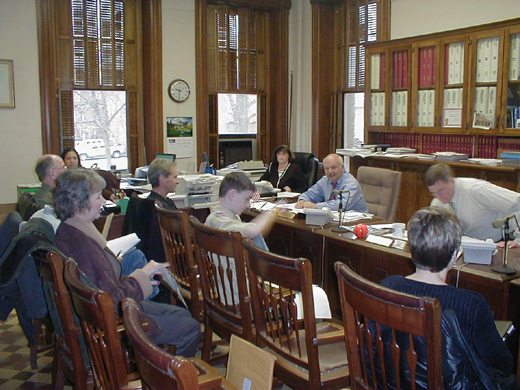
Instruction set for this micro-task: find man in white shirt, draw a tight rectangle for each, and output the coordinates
[425,163,520,246]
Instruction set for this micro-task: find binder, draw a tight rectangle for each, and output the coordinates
[427,90,435,127]
[476,39,485,82]
[402,50,408,88]
[490,37,499,82]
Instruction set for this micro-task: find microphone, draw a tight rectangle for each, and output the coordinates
[333,190,350,195]
[492,214,517,228]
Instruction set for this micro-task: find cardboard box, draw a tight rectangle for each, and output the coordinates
[226,335,275,390]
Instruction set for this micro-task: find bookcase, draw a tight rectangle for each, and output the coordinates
[365,17,520,158]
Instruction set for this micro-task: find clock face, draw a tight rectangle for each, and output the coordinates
[168,79,190,102]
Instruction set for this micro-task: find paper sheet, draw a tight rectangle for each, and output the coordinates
[106,233,141,256]
[365,235,393,247]
[294,285,332,320]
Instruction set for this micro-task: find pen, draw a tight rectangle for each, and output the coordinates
[116,250,123,257]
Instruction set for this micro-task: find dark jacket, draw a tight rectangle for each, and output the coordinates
[259,162,307,193]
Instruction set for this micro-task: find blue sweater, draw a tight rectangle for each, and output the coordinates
[381,275,513,374]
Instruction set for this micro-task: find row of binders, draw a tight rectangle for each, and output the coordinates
[446,42,464,85]
[475,37,499,83]
[370,93,385,126]
[370,53,386,90]
[418,47,436,88]
[510,33,520,81]
[391,91,408,127]
[417,90,435,127]
[474,86,497,117]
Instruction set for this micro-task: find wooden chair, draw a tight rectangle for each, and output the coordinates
[243,238,349,390]
[155,203,202,320]
[189,216,253,361]
[63,258,140,390]
[122,297,238,390]
[37,250,94,390]
[334,262,443,390]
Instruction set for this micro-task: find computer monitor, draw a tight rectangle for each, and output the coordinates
[154,153,176,162]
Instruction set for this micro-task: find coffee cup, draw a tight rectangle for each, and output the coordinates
[392,222,405,238]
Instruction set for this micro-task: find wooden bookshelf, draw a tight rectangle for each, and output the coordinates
[365,17,520,158]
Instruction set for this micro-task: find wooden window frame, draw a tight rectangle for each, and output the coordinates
[311,0,389,158]
[36,0,163,172]
[196,0,290,168]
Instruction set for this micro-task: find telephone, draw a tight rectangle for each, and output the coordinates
[304,207,334,226]
[255,180,277,196]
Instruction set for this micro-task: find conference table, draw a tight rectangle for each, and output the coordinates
[243,210,520,322]
[99,205,520,323]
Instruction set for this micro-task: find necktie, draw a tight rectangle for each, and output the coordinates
[329,183,337,200]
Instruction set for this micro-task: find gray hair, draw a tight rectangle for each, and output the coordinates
[35,155,58,181]
[407,207,461,273]
[424,163,454,187]
[54,169,106,220]
[148,158,176,188]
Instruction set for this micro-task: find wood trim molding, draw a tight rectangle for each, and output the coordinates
[195,0,209,166]
[311,2,335,160]
[37,0,60,154]
[142,0,163,165]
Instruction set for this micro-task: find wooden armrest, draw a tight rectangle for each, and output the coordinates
[313,329,345,346]
[188,358,223,389]
[121,378,142,389]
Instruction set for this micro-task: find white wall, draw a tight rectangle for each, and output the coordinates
[161,0,197,173]
[0,0,43,204]
[391,0,520,39]
[2,0,520,204]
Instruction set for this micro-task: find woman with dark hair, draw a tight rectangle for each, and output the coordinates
[54,169,200,357]
[61,148,81,169]
[258,144,307,193]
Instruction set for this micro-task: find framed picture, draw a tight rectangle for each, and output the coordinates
[0,59,15,108]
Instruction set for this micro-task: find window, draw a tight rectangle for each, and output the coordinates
[218,93,257,136]
[38,0,161,171]
[73,90,128,169]
[196,1,289,168]
[339,0,389,149]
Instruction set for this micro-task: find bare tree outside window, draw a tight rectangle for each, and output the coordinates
[218,93,257,135]
[73,90,128,170]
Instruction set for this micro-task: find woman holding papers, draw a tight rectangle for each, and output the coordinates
[259,144,307,193]
[54,169,200,357]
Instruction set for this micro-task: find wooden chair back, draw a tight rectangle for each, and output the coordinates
[243,238,349,390]
[122,298,238,390]
[38,250,93,390]
[155,203,201,319]
[334,262,443,390]
[63,258,130,390]
[189,215,253,361]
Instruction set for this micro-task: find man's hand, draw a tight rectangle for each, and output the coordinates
[295,200,317,209]
[496,240,520,249]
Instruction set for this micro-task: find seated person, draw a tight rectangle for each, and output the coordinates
[61,147,81,169]
[62,147,119,201]
[147,158,179,210]
[205,172,278,303]
[382,207,513,378]
[425,163,520,246]
[296,153,368,212]
[54,169,200,356]
[259,144,307,193]
[34,154,67,209]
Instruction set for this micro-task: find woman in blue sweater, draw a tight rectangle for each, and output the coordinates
[382,207,513,378]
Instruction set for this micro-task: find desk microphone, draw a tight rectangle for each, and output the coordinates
[333,190,350,196]
[492,214,517,228]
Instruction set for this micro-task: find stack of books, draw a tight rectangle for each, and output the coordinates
[500,150,520,166]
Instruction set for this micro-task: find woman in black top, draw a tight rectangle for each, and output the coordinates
[259,145,307,193]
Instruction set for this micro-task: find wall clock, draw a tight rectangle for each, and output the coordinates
[168,79,190,103]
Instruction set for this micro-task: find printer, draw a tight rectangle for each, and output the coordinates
[173,174,222,207]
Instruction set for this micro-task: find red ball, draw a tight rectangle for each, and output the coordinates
[354,223,369,239]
